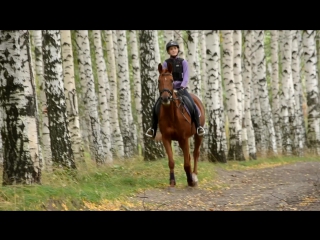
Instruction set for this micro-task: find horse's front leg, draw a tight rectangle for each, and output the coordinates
[179,138,194,187]
[162,138,175,188]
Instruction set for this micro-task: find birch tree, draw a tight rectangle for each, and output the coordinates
[174,30,186,59]
[116,30,137,157]
[92,30,113,162]
[233,30,246,155]
[0,30,42,185]
[42,30,76,169]
[255,30,277,156]
[200,30,207,92]
[221,30,245,161]
[279,30,295,155]
[163,30,174,46]
[302,30,320,154]
[291,30,305,156]
[204,30,226,163]
[75,30,105,164]
[128,30,143,150]
[104,30,124,158]
[186,30,202,98]
[243,30,257,160]
[61,30,84,163]
[251,31,265,156]
[270,30,282,154]
[139,30,165,160]
[32,30,52,167]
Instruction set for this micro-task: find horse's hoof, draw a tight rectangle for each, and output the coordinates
[168,186,175,192]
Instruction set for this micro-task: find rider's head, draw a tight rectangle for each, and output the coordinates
[166,40,179,58]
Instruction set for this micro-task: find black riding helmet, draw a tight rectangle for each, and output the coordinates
[166,40,179,53]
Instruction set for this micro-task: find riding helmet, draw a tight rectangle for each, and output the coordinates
[166,40,179,52]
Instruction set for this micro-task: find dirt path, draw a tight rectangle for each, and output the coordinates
[126,162,320,211]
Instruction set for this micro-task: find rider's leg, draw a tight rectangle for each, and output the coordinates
[145,100,159,138]
[179,88,205,136]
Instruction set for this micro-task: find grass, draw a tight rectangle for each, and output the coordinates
[0,152,319,211]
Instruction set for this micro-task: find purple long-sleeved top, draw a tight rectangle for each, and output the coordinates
[162,57,189,90]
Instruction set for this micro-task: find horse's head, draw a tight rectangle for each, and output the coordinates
[158,62,174,106]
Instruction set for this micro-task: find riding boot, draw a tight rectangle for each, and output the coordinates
[193,110,205,136]
[145,99,160,138]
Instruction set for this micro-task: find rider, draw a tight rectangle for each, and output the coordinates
[145,40,205,139]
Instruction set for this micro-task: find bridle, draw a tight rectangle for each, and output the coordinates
[159,73,174,102]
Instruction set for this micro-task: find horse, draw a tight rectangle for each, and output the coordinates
[156,62,205,189]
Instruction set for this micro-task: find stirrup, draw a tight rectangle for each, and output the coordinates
[145,128,154,138]
[197,126,205,136]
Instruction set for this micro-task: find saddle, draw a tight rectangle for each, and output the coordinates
[175,90,201,118]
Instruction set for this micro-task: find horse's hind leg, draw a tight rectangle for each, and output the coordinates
[179,138,194,187]
[192,135,203,186]
[162,139,175,188]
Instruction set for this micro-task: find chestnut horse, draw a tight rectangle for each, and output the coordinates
[156,62,205,189]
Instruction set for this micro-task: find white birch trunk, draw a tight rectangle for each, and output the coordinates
[104,30,125,158]
[128,30,144,151]
[20,30,43,172]
[92,30,113,162]
[243,30,257,160]
[112,30,118,73]
[204,30,226,163]
[186,30,202,98]
[251,31,264,156]
[0,30,42,184]
[42,30,76,169]
[297,30,307,146]
[153,30,161,65]
[174,30,186,59]
[302,30,320,155]
[200,31,207,97]
[270,30,282,154]
[31,30,52,168]
[292,30,305,156]
[75,30,105,164]
[280,30,295,155]
[233,30,247,156]
[255,30,277,156]
[163,30,174,45]
[116,30,137,157]
[221,30,245,161]
[139,30,165,160]
[60,30,85,163]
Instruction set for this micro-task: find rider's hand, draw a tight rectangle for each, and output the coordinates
[177,87,185,95]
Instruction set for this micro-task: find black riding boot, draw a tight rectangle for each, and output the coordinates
[145,99,160,138]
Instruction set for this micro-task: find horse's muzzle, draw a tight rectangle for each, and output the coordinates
[161,96,171,105]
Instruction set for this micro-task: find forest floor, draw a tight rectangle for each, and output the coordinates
[124,161,320,211]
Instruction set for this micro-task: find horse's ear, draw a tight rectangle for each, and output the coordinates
[167,62,173,73]
[158,63,162,73]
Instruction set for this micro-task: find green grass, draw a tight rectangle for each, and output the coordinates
[0,153,319,210]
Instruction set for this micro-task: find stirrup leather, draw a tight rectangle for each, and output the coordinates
[145,128,154,138]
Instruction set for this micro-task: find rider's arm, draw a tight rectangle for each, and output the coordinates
[180,59,189,89]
